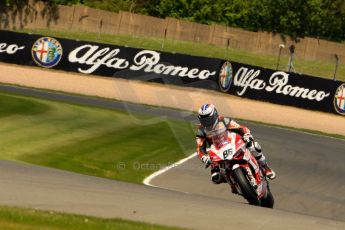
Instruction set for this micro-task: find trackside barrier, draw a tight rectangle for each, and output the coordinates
[0,30,344,116]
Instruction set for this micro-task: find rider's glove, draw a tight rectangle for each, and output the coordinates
[201,155,211,168]
[243,133,254,146]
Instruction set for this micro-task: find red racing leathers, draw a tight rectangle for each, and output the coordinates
[196,116,251,159]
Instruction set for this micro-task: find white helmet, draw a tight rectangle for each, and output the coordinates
[198,104,219,130]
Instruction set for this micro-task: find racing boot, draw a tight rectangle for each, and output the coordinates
[249,142,276,180]
[262,164,276,180]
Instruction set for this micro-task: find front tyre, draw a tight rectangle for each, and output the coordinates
[233,167,260,206]
[260,189,274,208]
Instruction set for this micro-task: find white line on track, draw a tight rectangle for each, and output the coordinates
[143,152,197,187]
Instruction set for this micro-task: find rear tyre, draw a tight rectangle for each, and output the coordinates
[261,189,274,208]
[233,167,260,206]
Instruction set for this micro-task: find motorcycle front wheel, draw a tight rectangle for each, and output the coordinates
[233,167,260,206]
[260,189,274,208]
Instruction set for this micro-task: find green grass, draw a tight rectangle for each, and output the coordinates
[0,94,49,117]
[0,206,185,230]
[0,92,195,183]
[16,28,345,81]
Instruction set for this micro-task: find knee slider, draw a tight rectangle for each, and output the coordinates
[211,172,222,184]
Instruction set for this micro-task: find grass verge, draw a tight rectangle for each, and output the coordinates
[0,91,195,183]
[15,28,345,81]
[0,206,184,230]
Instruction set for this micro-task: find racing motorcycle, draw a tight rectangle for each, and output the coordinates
[207,125,274,208]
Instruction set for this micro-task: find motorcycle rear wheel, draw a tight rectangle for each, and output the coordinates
[233,167,260,206]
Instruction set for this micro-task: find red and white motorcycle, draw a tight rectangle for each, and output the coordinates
[207,125,274,208]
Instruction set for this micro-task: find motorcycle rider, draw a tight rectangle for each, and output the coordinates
[196,103,276,188]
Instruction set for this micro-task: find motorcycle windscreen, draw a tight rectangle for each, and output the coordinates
[207,124,229,149]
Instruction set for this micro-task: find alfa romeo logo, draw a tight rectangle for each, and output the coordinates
[334,83,345,115]
[32,37,63,68]
[218,61,233,92]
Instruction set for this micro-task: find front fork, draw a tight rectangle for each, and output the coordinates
[220,160,263,196]
[218,166,239,194]
[220,165,247,195]
[224,163,259,196]
[234,164,258,192]
[244,165,258,189]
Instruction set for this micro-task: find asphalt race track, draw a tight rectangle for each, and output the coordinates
[0,84,344,229]
[151,127,345,221]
